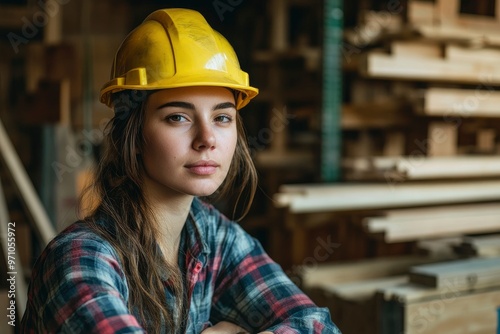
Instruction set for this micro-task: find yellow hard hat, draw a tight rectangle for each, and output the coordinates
[99,8,258,110]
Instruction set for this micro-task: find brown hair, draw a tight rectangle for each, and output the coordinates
[80,90,257,332]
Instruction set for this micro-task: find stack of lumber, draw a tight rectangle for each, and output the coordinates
[378,257,500,334]
[301,255,452,334]
[363,203,500,242]
[303,255,500,334]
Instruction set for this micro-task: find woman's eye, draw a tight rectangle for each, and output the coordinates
[167,114,187,122]
[215,115,232,123]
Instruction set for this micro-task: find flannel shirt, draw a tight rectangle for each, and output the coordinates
[21,198,340,333]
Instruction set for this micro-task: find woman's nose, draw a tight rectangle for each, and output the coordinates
[192,122,216,150]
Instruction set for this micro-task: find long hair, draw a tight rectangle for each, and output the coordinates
[79,90,258,333]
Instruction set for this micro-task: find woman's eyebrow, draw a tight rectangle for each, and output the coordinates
[213,102,236,111]
[156,101,195,110]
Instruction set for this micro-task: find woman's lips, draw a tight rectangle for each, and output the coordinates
[185,160,219,175]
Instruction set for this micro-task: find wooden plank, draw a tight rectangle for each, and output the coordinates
[274,180,500,213]
[477,129,496,152]
[362,52,500,84]
[344,156,500,180]
[391,41,441,59]
[404,288,500,334]
[377,214,500,242]
[416,24,500,46]
[421,87,500,118]
[407,1,437,26]
[427,122,457,156]
[383,132,405,156]
[323,275,407,300]
[446,45,500,63]
[301,255,449,289]
[0,119,56,247]
[367,203,500,226]
[410,257,500,289]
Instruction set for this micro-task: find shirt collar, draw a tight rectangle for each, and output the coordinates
[184,197,211,258]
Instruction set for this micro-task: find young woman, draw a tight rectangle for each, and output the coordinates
[20,8,340,334]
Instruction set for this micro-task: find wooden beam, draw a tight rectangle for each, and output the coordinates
[446,44,500,63]
[415,24,500,46]
[362,52,500,84]
[344,156,500,180]
[404,288,500,334]
[275,180,500,213]
[410,257,500,289]
[421,87,500,118]
[301,255,444,289]
[477,129,496,152]
[365,203,500,242]
[0,119,56,247]
[407,1,437,26]
[427,122,457,156]
[391,41,441,59]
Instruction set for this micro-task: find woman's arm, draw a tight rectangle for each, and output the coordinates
[209,222,341,334]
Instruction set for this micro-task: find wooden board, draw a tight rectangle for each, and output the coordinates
[364,204,500,242]
[404,288,500,334]
[391,41,441,59]
[301,255,450,289]
[344,156,500,180]
[275,180,500,213]
[421,87,500,118]
[416,24,500,46]
[407,1,437,26]
[410,257,500,290]
[362,52,500,84]
[427,122,457,156]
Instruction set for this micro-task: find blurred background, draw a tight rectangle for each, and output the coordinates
[1,0,500,333]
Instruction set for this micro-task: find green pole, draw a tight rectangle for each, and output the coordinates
[322,0,343,182]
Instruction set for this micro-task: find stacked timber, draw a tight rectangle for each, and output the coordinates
[378,257,500,334]
[302,256,500,334]
[300,255,452,334]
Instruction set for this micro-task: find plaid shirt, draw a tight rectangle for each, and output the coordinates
[21,198,340,333]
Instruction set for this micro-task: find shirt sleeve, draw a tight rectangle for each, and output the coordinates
[21,233,145,333]
[210,220,341,334]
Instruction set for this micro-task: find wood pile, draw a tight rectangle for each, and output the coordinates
[279,1,500,332]
[302,254,500,334]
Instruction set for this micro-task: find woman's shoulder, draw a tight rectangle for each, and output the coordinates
[48,220,114,252]
[34,220,120,275]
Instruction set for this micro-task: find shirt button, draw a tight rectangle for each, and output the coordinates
[195,263,202,273]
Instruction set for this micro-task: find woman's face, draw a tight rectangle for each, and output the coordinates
[141,86,238,199]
